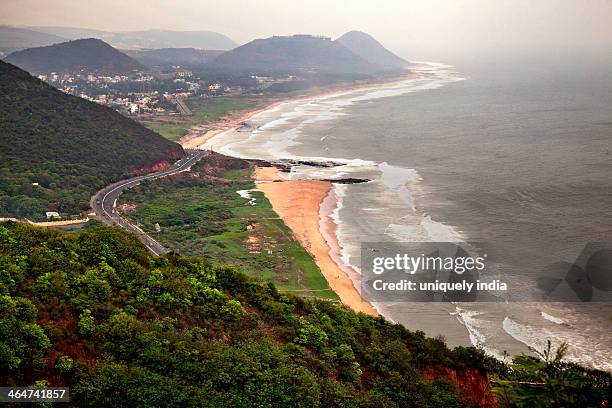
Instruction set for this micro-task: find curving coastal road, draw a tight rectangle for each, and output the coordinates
[91,149,204,255]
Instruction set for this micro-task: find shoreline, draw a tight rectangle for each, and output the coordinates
[254,166,378,316]
[179,70,416,151]
[180,102,283,149]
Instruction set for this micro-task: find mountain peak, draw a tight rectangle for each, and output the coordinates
[335,31,407,69]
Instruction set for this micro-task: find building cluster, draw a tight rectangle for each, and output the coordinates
[37,66,236,116]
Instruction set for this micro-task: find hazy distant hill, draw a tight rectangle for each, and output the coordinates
[336,31,407,68]
[5,38,145,74]
[124,48,224,70]
[0,26,66,56]
[0,61,183,218]
[207,35,379,76]
[32,26,238,50]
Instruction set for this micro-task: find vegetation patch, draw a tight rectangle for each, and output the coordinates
[119,152,336,299]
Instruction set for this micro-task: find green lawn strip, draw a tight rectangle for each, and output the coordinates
[118,168,338,300]
[139,96,266,141]
[141,121,188,141]
[188,97,262,123]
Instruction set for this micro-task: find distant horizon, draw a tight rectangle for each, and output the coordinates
[3,24,354,41]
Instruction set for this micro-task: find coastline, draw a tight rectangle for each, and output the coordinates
[176,70,419,316]
[180,102,283,149]
[254,166,378,316]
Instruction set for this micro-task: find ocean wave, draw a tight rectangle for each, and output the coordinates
[451,307,506,360]
[385,215,463,243]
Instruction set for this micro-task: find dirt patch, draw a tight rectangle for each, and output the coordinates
[117,203,137,212]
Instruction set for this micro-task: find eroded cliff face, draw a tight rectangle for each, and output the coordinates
[423,365,497,407]
[129,155,180,176]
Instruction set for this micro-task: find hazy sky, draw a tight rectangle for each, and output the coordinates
[2,0,611,61]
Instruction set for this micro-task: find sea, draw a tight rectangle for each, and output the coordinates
[204,56,612,371]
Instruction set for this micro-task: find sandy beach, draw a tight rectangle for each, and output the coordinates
[180,103,282,149]
[254,166,378,316]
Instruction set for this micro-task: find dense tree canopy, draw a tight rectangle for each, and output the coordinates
[0,222,609,407]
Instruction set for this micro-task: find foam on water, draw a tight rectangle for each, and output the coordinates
[451,307,506,360]
[330,184,354,270]
[379,162,422,211]
[384,215,463,243]
[420,215,464,242]
[540,311,565,325]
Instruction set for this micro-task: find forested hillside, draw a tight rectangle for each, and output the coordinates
[124,48,224,70]
[0,61,183,219]
[1,222,609,407]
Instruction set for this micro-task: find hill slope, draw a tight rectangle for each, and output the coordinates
[2,222,609,407]
[5,38,145,74]
[0,61,183,219]
[0,26,66,56]
[207,35,380,76]
[124,47,224,69]
[336,31,407,69]
[32,26,238,50]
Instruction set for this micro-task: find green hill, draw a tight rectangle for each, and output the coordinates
[4,38,145,74]
[124,48,224,70]
[1,222,609,407]
[0,61,183,219]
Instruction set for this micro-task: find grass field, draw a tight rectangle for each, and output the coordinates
[118,164,337,299]
[141,96,266,141]
[143,122,187,141]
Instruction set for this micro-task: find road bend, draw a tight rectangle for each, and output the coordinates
[91,149,203,255]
